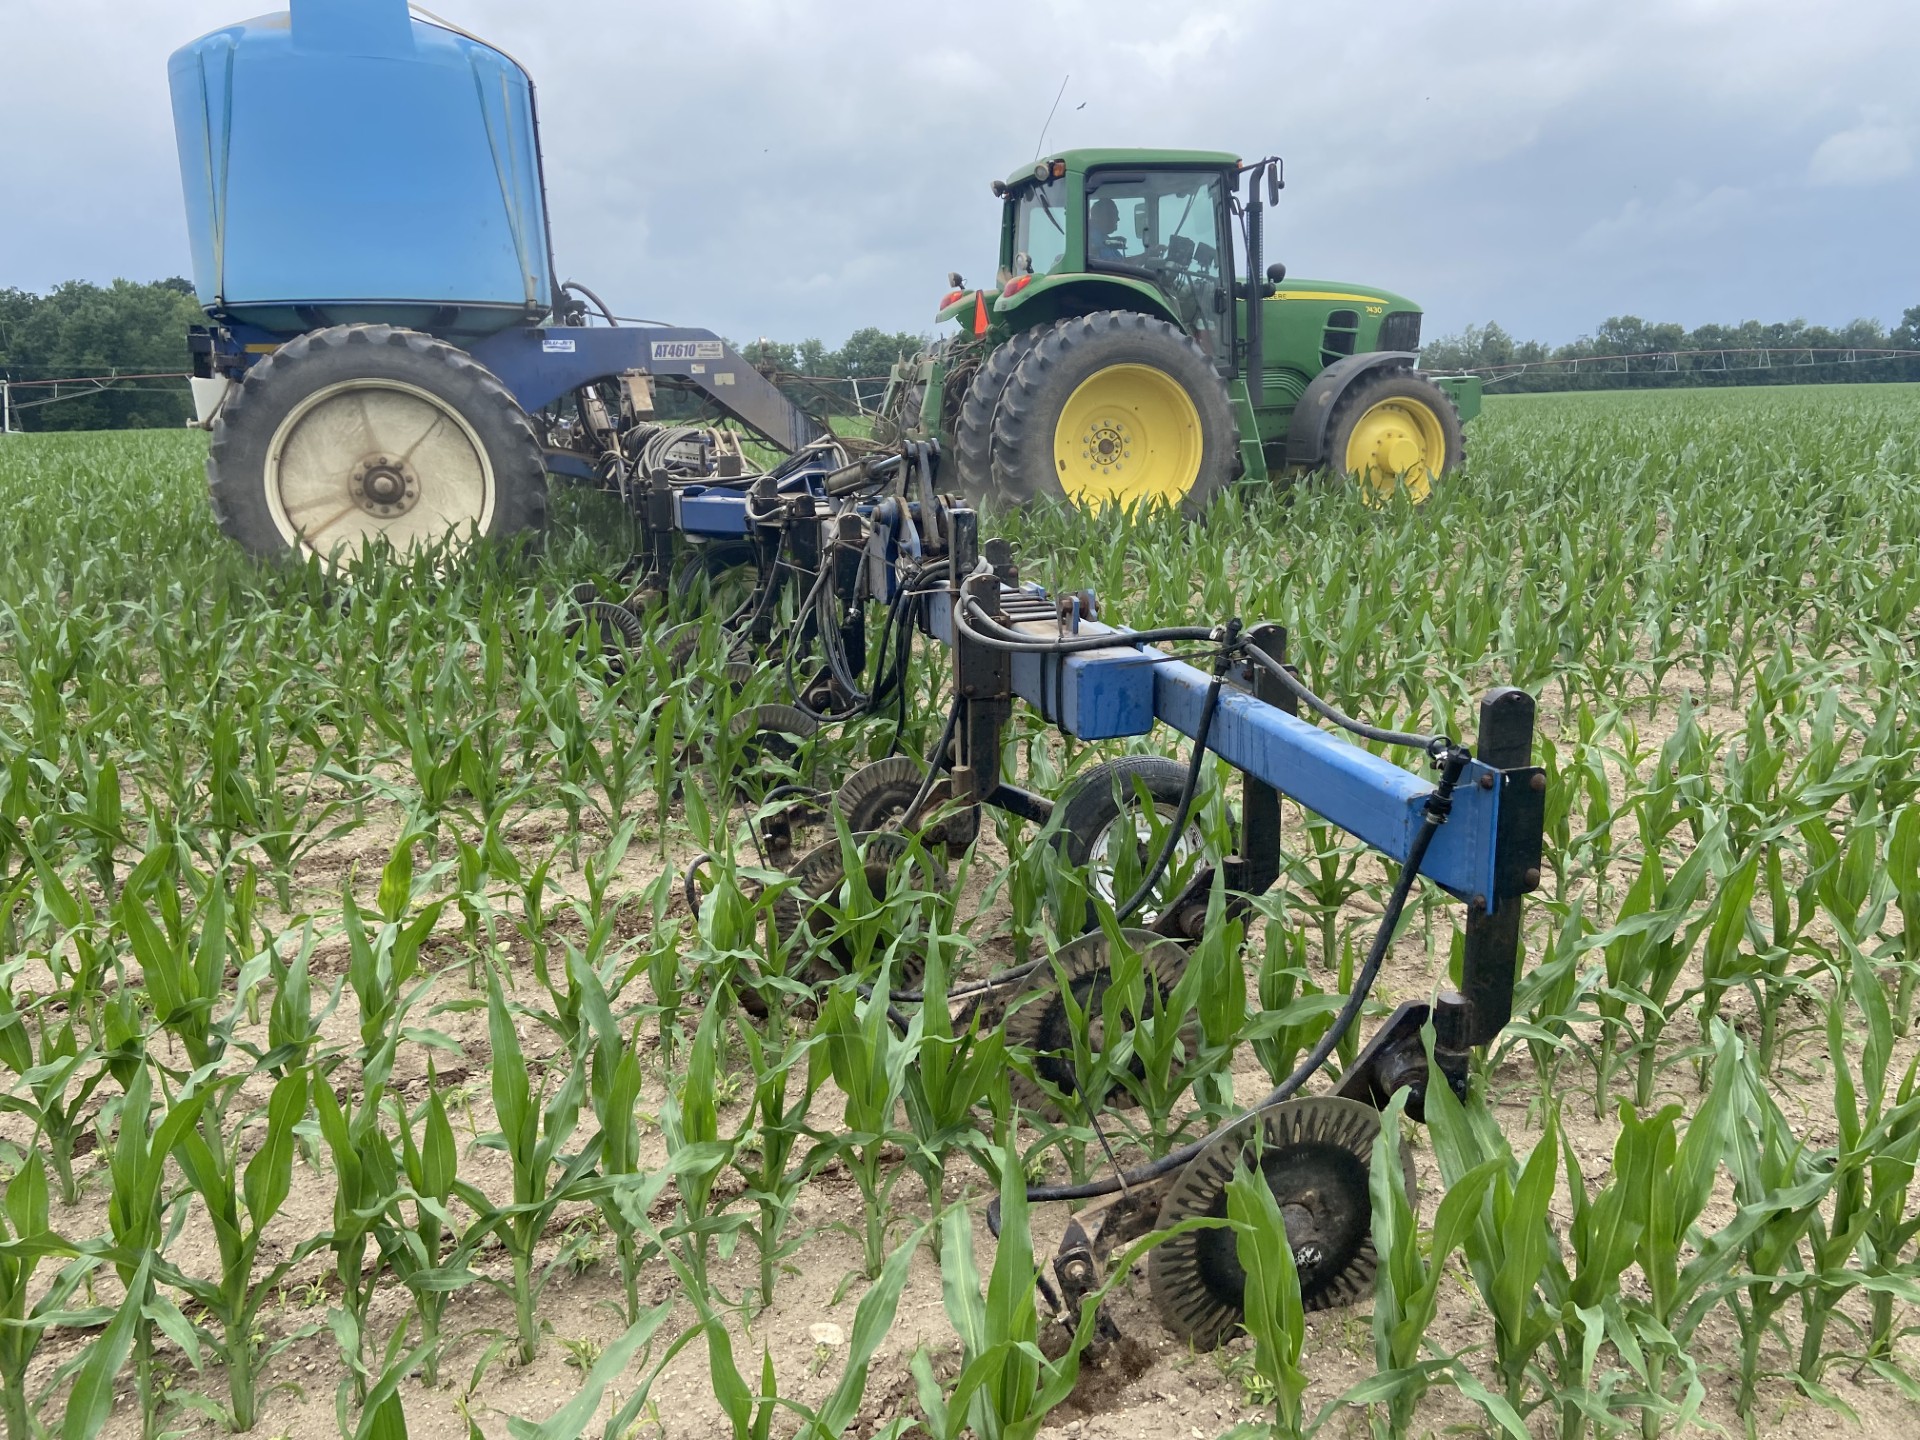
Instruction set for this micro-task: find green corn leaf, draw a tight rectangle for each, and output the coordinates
[244,1067,309,1232]
[61,1252,150,1440]
[505,1303,676,1440]
[815,1222,925,1436]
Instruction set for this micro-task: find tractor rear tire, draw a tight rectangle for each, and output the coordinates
[990,311,1236,515]
[953,325,1054,500]
[208,324,547,570]
[1322,367,1464,506]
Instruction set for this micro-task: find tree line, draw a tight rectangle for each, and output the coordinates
[1,279,206,431]
[6,275,1918,432]
[1421,306,1920,391]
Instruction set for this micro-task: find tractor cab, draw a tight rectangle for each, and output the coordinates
[988,150,1243,371]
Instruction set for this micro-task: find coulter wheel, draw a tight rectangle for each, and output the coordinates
[1001,928,1194,1118]
[835,755,958,841]
[1148,1096,1415,1348]
[566,599,645,679]
[766,831,949,989]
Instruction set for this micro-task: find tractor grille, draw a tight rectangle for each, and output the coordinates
[1321,309,1360,368]
[1380,311,1423,353]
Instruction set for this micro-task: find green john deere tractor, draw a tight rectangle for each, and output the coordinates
[886,150,1481,513]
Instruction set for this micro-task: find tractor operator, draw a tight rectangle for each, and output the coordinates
[1089,197,1126,260]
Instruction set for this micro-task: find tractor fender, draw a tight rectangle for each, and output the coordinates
[1283,351,1419,466]
[994,273,1183,330]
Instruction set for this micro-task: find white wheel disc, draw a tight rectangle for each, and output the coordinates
[1086,802,1203,913]
[264,379,496,565]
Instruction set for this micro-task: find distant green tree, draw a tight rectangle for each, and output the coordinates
[1894,304,1920,350]
[0,278,203,430]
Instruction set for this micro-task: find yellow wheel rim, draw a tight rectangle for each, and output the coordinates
[1344,396,1446,505]
[1052,363,1203,508]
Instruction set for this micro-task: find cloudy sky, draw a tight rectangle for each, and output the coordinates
[3,0,1915,350]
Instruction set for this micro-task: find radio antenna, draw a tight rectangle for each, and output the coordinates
[1034,74,1070,161]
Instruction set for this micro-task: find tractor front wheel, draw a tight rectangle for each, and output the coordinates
[990,311,1236,515]
[1323,368,1464,506]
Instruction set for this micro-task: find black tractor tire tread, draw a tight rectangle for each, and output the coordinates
[953,324,1057,499]
[990,311,1236,515]
[207,323,546,565]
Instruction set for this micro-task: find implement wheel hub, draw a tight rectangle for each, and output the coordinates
[350,454,422,517]
[1346,397,1444,506]
[1052,363,1202,508]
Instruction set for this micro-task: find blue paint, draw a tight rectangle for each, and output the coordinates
[168,0,551,338]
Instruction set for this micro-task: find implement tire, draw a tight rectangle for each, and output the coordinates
[990,311,1235,515]
[208,324,546,569]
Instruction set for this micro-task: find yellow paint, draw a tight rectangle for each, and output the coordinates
[1051,363,1203,508]
[243,343,282,354]
[1345,396,1445,506]
[1267,291,1386,305]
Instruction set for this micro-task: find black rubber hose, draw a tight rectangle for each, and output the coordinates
[1243,641,1445,755]
[957,597,1219,654]
[1018,743,1471,1205]
[1111,636,1232,924]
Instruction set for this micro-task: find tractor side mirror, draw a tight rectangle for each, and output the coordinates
[1269,160,1283,205]
[1267,262,1287,284]
[948,271,964,289]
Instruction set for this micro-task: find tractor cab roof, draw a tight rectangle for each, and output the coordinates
[1003,148,1241,188]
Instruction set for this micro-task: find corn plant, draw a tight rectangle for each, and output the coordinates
[1358,1096,1501,1440]
[476,961,599,1364]
[167,1068,319,1431]
[913,1117,1159,1440]
[817,958,915,1278]
[386,1060,469,1388]
[731,1015,820,1309]
[0,1155,98,1440]
[102,1065,213,1440]
[901,941,1004,1235]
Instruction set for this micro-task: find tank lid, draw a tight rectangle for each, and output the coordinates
[291,0,413,55]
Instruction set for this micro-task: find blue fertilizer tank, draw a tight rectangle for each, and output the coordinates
[168,0,554,339]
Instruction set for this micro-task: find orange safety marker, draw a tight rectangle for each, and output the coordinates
[973,291,989,336]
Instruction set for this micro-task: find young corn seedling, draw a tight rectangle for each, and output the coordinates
[0,989,107,1208]
[1421,1034,1566,1419]
[476,959,601,1364]
[914,1115,1154,1440]
[575,949,657,1324]
[817,957,915,1278]
[312,1068,403,1404]
[167,1068,322,1431]
[104,1064,214,1440]
[0,1153,99,1440]
[902,940,1005,1238]
[1359,1095,1501,1440]
[1797,943,1920,1390]
[731,1014,820,1310]
[386,1059,470,1388]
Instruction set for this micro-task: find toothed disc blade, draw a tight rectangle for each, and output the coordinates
[765,831,947,989]
[1149,1097,1413,1349]
[1002,928,1193,1118]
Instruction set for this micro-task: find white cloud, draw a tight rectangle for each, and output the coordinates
[1575,184,1756,256]
[1809,121,1914,186]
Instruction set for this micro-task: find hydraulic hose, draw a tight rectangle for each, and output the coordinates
[1243,641,1447,756]
[1112,628,1235,924]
